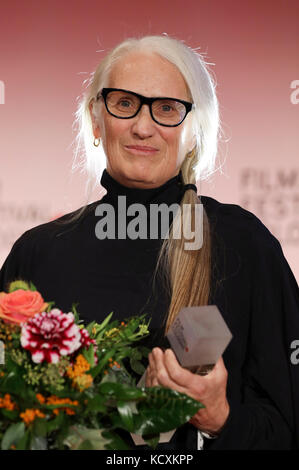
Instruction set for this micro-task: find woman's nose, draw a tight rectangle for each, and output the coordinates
[131,104,155,138]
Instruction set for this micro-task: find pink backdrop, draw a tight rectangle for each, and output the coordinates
[0,0,298,280]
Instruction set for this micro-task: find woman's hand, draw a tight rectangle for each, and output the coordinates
[145,347,230,435]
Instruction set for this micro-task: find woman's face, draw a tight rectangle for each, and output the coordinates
[91,51,194,188]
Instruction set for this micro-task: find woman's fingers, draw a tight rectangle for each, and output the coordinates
[146,348,170,387]
[145,352,155,386]
[148,348,193,394]
[146,348,230,433]
[163,349,195,386]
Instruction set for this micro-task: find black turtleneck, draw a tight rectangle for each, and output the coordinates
[1,169,299,450]
[100,168,186,205]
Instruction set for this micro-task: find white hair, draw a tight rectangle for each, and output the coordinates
[72,35,221,198]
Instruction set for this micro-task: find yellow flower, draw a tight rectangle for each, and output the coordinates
[73,374,93,392]
[105,327,120,338]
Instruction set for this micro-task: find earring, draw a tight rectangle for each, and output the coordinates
[93,137,100,147]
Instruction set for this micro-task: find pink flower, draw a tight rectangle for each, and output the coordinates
[20,309,82,364]
[0,289,48,325]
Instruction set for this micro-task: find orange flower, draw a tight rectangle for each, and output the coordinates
[53,407,75,416]
[0,394,16,411]
[21,395,79,422]
[46,395,78,407]
[20,408,45,426]
[66,354,90,379]
[66,355,93,391]
[36,393,45,404]
[45,395,78,416]
[0,290,48,325]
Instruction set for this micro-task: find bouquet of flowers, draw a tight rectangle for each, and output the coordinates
[0,280,202,450]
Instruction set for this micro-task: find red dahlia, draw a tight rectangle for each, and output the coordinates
[20,309,82,363]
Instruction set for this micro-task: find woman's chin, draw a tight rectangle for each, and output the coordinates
[109,161,177,188]
[120,166,164,188]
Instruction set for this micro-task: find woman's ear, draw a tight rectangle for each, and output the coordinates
[89,100,101,139]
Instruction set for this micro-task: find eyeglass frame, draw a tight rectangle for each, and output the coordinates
[96,88,194,128]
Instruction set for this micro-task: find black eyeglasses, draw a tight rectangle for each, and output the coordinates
[96,88,193,127]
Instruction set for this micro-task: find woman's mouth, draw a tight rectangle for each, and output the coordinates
[125,145,159,155]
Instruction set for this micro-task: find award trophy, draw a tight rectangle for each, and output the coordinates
[131,305,232,445]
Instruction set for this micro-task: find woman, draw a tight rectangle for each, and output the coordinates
[0,35,299,450]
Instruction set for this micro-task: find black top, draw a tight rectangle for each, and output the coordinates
[1,169,299,450]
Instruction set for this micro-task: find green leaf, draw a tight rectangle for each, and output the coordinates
[30,435,48,450]
[86,395,107,413]
[41,387,78,400]
[77,440,94,450]
[1,422,25,450]
[117,401,135,432]
[46,301,56,312]
[82,344,95,367]
[0,369,31,398]
[46,412,65,433]
[8,280,30,292]
[98,382,123,397]
[97,312,114,330]
[98,382,146,401]
[63,425,111,450]
[102,430,132,450]
[86,321,96,336]
[32,418,48,437]
[120,315,150,342]
[130,359,145,375]
[15,430,31,450]
[52,415,71,449]
[133,387,204,436]
[101,366,134,386]
[0,408,19,420]
[140,346,151,357]
[142,433,160,448]
[72,303,81,323]
[29,282,37,292]
[93,312,115,342]
[113,347,132,361]
[89,348,117,378]
[130,349,142,361]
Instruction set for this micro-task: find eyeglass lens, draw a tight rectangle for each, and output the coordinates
[105,90,187,125]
